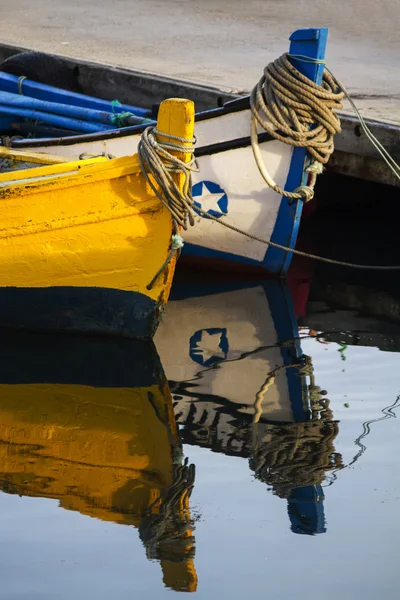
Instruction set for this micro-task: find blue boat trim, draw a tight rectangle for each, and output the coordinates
[264,27,328,276]
[181,28,329,273]
[0,286,162,339]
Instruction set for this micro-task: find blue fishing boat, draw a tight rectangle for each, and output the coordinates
[0,28,342,276]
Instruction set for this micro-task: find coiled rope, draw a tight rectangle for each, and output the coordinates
[137,126,198,288]
[250,416,343,498]
[138,126,198,229]
[250,52,345,202]
[250,52,400,201]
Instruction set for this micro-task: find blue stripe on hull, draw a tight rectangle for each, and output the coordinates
[0,286,161,339]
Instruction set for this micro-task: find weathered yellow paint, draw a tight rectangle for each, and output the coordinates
[0,145,71,165]
[0,98,195,306]
[0,379,197,592]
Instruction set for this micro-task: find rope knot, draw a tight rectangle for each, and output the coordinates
[307,161,324,175]
[292,185,315,202]
[171,234,184,250]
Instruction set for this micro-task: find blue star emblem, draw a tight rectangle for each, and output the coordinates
[192,180,228,218]
[189,328,229,366]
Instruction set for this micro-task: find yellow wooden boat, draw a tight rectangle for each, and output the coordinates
[0,98,195,338]
[0,331,197,592]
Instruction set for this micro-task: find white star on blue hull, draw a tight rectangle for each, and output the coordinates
[192,180,228,218]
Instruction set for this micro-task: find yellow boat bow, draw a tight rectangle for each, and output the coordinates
[0,98,195,338]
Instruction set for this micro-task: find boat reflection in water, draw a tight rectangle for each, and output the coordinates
[0,334,197,592]
[156,278,343,535]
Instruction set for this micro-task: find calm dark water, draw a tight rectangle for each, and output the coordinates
[0,258,399,598]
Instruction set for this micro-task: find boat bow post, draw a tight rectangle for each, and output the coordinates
[141,97,196,294]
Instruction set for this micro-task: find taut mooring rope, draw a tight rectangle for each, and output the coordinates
[194,205,400,270]
[288,54,400,181]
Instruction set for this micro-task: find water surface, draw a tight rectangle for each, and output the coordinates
[0,270,399,599]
